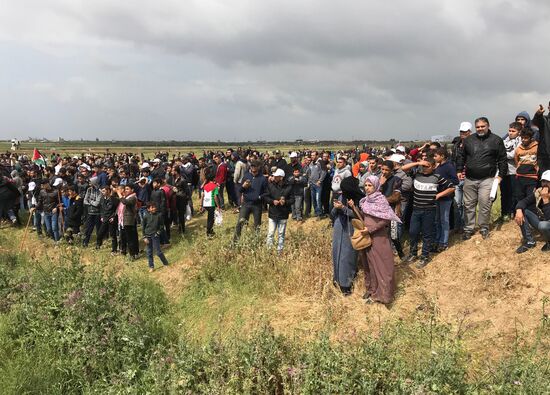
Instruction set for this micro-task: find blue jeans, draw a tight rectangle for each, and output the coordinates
[43,212,60,241]
[310,183,322,216]
[435,199,453,247]
[453,180,465,230]
[409,208,436,257]
[145,235,169,268]
[267,218,288,252]
[34,210,43,234]
[523,209,550,242]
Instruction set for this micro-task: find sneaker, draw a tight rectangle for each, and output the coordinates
[542,242,550,252]
[437,245,448,253]
[403,254,417,264]
[462,232,473,241]
[416,255,431,268]
[480,228,489,239]
[148,268,154,273]
[516,242,536,254]
[501,214,511,222]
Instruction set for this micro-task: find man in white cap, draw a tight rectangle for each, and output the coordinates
[451,121,472,232]
[262,168,294,253]
[514,170,550,253]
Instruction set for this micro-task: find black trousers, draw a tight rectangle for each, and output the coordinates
[303,187,312,217]
[97,220,118,252]
[233,202,262,242]
[83,214,100,246]
[120,225,139,256]
[205,206,215,235]
[176,205,186,234]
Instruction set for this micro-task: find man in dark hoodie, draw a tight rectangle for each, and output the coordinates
[233,160,267,244]
[515,111,539,141]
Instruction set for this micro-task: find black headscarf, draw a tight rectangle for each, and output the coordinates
[340,176,364,205]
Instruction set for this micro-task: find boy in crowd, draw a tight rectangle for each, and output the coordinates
[433,147,459,251]
[401,158,456,267]
[96,185,119,254]
[142,202,169,272]
[514,170,550,253]
[500,122,522,221]
[200,173,221,237]
[514,128,539,252]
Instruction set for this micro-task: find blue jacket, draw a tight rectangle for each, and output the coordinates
[240,172,268,205]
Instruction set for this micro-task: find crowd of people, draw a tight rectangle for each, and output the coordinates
[1,103,550,300]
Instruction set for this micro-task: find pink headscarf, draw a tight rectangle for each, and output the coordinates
[359,175,402,223]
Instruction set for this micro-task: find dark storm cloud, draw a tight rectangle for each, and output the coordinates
[1,0,550,140]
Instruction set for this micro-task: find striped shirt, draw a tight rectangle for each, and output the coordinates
[412,172,454,209]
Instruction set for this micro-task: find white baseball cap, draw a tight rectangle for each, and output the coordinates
[53,178,63,187]
[140,163,150,169]
[541,170,550,182]
[459,121,472,132]
[79,164,91,171]
[153,158,162,163]
[389,154,406,163]
[396,145,406,153]
[272,168,285,177]
[289,152,298,158]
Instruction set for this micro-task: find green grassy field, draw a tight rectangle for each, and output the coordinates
[0,189,548,393]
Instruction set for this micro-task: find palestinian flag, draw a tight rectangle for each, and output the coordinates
[32,148,46,167]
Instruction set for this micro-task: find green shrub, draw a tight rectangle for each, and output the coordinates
[0,252,174,394]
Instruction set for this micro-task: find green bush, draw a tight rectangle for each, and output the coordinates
[0,252,174,394]
[0,251,548,394]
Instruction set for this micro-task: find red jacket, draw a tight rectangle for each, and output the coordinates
[215,162,228,185]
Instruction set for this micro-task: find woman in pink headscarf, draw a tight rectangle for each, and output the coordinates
[349,175,400,304]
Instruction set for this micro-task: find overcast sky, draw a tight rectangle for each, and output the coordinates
[1,0,550,141]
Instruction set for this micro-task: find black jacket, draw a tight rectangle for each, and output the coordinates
[142,211,164,237]
[533,112,550,172]
[287,174,307,196]
[66,196,84,228]
[99,195,119,221]
[516,188,550,220]
[150,189,166,213]
[456,131,507,180]
[0,177,20,203]
[37,189,59,213]
[261,181,294,220]
[173,177,190,208]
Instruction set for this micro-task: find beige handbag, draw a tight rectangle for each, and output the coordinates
[350,218,371,250]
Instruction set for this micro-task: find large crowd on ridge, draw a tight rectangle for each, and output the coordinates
[1,103,550,305]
